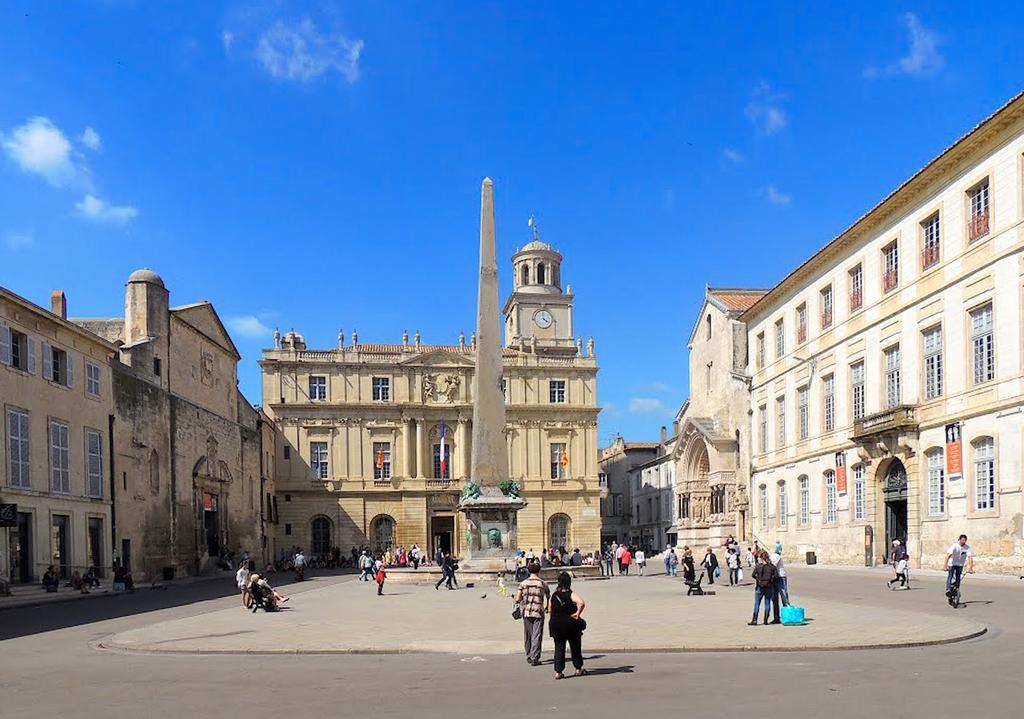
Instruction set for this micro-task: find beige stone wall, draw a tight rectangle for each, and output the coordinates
[0,291,115,583]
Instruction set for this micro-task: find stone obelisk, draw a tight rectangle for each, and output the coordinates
[459,177,525,565]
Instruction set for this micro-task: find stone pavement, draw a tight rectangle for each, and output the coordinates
[99,567,986,655]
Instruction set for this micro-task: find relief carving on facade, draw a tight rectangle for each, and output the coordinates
[200,349,214,386]
[422,373,462,403]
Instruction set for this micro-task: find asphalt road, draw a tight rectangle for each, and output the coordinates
[0,566,1018,719]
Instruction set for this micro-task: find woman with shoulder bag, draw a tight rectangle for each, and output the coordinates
[548,571,587,679]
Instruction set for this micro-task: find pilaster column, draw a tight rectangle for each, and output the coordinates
[456,419,468,479]
[416,419,426,479]
[405,419,415,478]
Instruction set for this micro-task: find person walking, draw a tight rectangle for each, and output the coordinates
[375,563,387,596]
[410,544,421,570]
[615,543,625,574]
[749,550,778,625]
[682,547,696,583]
[236,560,252,608]
[515,561,550,666]
[359,550,374,581]
[944,534,974,602]
[548,571,587,679]
[727,548,740,586]
[620,546,632,576]
[702,547,720,586]
[771,543,789,606]
[435,552,455,590]
[635,548,647,576]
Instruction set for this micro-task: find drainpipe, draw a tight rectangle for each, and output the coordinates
[108,413,116,574]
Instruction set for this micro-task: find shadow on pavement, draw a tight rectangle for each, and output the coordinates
[585,665,635,676]
[0,570,355,641]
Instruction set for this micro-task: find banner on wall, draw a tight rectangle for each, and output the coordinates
[945,423,963,478]
[835,451,847,494]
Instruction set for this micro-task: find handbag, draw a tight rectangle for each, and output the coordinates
[714,566,721,578]
[737,568,744,581]
[512,603,523,620]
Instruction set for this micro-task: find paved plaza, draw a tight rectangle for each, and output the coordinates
[0,564,1019,719]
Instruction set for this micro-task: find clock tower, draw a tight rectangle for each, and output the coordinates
[502,223,577,355]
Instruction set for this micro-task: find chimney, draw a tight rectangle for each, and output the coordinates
[50,290,67,319]
[660,425,668,445]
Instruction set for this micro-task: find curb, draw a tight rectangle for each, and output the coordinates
[95,624,988,657]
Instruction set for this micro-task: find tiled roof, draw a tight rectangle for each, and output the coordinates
[708,288,768,312]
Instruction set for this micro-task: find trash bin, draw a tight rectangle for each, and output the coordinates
[805,551,817,565]
[162,566,175,581]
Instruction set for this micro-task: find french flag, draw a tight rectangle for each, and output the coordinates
[440,420,447,477]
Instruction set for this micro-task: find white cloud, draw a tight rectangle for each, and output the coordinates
[75,194,139,224]
[253,18,363,84]
[3,232,34,250]
[1,116,84,188]
[745,82,788,136]
[722,148,744,164]
[764,185,791,206]
[79,126,102,151]
[222,30,235,54]
[629,397,671,415]
[227,315,274,339]
[865,13,945,79]
[602,401,622,418]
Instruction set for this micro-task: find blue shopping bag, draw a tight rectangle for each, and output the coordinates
[780,605,805,625]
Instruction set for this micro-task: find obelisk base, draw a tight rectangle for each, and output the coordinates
[458,486,527,571]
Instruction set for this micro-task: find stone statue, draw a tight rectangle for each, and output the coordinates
[414,330,421,349]
[206,436,219,479]
[402,329,409,346]
[587,337,594,357]
[459,331,466,348]
[499,480,521,498]
[273,327,281,349]
[442,375,461,403]
[422,374,438,401]
[460,482,481,500]
[337,329,344,349]
[352,329,358,346]
[487,528,502,548]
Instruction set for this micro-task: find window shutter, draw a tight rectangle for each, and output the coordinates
[66,353,73,388]
[0,324,10,365]
[42,342,52,379]
[26,336,36,374]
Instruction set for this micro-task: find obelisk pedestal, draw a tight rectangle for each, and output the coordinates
[458,178,526,570]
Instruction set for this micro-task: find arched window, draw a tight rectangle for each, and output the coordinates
[852,464,866,520]
[759,484,768,530]
[798,475,810,525]
[521,264,529,286]
[548,514,570,550]
[311,516,332,555]
[824,470,837,524]
[973,437,995,511]
[926,448,945,516]
[371,515,395,554]
[537,263,547,285]
[777,481,788,528]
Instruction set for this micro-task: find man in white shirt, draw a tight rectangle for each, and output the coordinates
[770,542,789,607]
[943,534,974,597]
[615,543,626,575]
[293,549,307,580]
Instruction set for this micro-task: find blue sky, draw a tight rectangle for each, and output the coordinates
[2,2,1023,445]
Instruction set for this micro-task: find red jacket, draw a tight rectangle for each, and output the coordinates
[621,550,632,565]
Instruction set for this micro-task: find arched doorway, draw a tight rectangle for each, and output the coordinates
[548,514,571,550]
[371,515,395,555]
[311,516,332,556]
[881,459,908,561]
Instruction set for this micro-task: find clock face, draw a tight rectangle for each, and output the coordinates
[534,310,553,329]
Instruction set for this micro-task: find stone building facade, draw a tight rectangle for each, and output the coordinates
[744,93,1024,573]
[629,429,677,551]
[262,240,602,557]
[598,437,659,546]
[73,270,265,580]
[671,287,765,549]
[0,288,117,583]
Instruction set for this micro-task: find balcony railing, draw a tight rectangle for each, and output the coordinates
[882,269,899,293]
[821,308,833,329]
[849,289,863,311]
[921,244,940,270]
[852,405,918,441]
[426,478,453,489]
[968,211,990,242]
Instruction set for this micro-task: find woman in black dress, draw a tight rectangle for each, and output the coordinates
[682,547,696,582]
[548,571,588,679]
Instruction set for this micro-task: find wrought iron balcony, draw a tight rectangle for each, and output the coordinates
[852,405,917,441]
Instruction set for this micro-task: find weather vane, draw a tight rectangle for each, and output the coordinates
[527,214,540,242]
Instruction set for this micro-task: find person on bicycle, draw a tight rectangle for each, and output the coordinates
[943,534,974,599]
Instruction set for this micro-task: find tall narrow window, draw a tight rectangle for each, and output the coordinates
[849,264,864,311]
[820,285,833,329]
[86,361,102,398]
[923,326,943,399]
[308,376,327,401]
[968,179,990,242]
[884,345,901,408]
[853,464,866,520]
[775,319,785,359]
[798,386,809,440]
[777,481,788,528]
[824,470,837,524]
[758,405,768,453]
[927,448,945,516]
[310,442,329,479]
[550,443,567,480]
[372,377,390,401]
[796,304,807,344]
[759,485,768,530]
[882,241,899,292]
[432,444,451,479]
[372,442,392,480]
[823,375,835,432]
[549,380,567,403]
[775,396,786,447]
[973,438,995,511]
[798,476,809,525]
[921,212,941,269]
[85,429,103,498]
[7,408,30,488]
[756,333,766,369]
[851,362,865,421]
[49,420,70,494]
[706,314,712,340]
[970,304,994,384]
